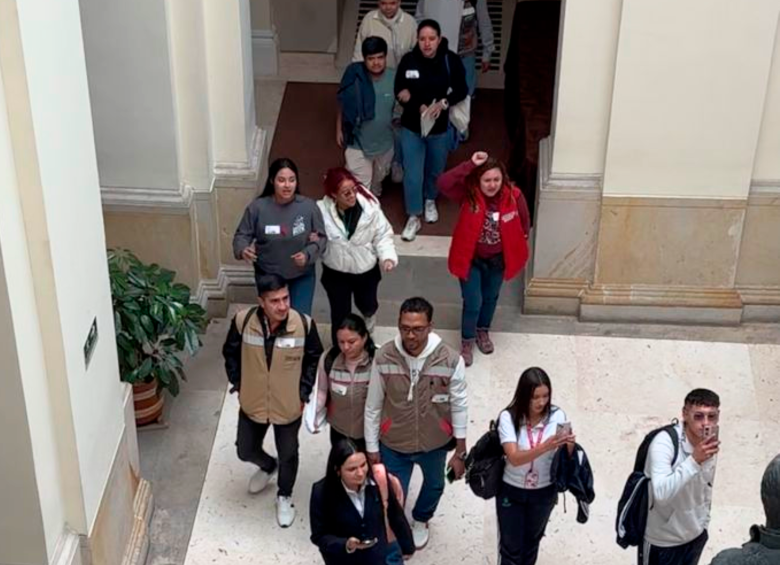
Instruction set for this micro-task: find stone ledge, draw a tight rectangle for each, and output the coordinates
[121,478,153,565]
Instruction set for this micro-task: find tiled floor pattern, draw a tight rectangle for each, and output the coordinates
[184,328,779,565]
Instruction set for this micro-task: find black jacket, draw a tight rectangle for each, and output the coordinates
[222,308,323,403]
[310,478,388,565]
[551,443,596,524]
[394,37,468,136]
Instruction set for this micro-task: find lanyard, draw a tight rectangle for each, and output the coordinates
[526,422,545,472]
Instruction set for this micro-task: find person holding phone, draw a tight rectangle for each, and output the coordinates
[233,157,327,315]
[643,389,721,565]
[496,367,575,565]
[310,439,413,565]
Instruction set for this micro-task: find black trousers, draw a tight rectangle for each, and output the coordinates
[321,263,381,344]
[235,410,301,497]
[329,426,367,453]
[495,483,557,565]
[642,530,709,565]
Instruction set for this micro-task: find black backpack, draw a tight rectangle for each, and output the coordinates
[615,421,679,549]
[464,417,506,499]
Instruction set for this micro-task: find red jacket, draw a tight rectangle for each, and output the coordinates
[438,160,530,281]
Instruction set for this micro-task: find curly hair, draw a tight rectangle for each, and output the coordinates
[464,158,510,210]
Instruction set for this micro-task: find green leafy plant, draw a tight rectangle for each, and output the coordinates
[108,248,207,396]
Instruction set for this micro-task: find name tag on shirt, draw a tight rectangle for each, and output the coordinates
[331,383,348,396]
[501,211,518,223]
[463,6,476,16]
[276,337,297,349]
[405,70,420,79]
[431,393,449,403]
[265,225,281,235]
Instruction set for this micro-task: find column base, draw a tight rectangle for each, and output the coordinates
[580,284,744,325]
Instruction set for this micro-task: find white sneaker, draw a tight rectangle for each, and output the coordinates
[248,468,273,494]
[411,520,430,549]
[391,162,404,184]
[424,199,439,223]
[402,216,422,241]
[364,314,376,336]
[276,495,296,528]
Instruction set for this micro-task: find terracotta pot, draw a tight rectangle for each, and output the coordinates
[133,380,164,426]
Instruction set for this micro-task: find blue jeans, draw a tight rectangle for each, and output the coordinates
[461,53,477,96]
[386,540,403,565]
[380,443,448,523]
[288,269,316,316]
[400,127,450,216]
[459,255,505,340]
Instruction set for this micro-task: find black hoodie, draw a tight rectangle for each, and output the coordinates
[394,37,468,136]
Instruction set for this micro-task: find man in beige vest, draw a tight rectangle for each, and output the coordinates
[364,297,468,550]
[223,274,323,528]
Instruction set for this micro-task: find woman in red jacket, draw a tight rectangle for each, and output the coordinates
[438,151,531,366]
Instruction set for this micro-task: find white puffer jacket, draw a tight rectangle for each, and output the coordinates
[317,192,398,274]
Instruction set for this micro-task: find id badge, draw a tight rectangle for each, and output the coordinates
[525,470,539,488]
[265,225,281,235]
[330,383,348,396]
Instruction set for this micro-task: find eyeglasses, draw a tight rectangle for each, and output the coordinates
[399,325,429,336]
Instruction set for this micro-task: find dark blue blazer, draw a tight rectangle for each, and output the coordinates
[310,478,388,565]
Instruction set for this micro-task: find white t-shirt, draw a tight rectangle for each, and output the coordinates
[498,407,568,489]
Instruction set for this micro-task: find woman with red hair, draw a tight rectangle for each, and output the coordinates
[437,151,530,366]
[318,167,398,345]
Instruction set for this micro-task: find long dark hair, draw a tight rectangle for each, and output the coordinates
[324,439,374,499]
[506,367,553,431]
[261,157,300,198]
[325,313,377,370]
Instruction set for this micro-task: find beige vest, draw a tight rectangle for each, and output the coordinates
[375,340,460,453]
[326,352,373,439]
[236,308,307,425]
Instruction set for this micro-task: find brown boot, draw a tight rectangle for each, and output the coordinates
[461,338,475,367]
[476,329,494,354]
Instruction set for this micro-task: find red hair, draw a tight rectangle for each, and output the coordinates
[323,167,377,203]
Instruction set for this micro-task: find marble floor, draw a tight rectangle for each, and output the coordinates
[183,327,779,565]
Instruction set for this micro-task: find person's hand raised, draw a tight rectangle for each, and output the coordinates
[471,151,488,166]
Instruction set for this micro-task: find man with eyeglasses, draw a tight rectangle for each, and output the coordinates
[364,296,468,550]
[642,388,721,565]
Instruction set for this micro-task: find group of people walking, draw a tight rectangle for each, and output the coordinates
[221,3,777,565]
[222,274,752,565]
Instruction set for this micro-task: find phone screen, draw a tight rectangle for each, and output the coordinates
[359,538,378,549]
[556,422,572,436]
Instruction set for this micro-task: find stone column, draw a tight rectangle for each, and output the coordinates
[251,0,280,76]
[581,0,779,323]
[0,0,149,563]
[203,0,263,186]
[527,0,780,324]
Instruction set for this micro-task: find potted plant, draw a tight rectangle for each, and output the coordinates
[108,248,207,425]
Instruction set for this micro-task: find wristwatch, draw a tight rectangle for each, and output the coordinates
[455,450,467,461]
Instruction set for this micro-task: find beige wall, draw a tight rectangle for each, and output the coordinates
[250,0,273,30]
[273,0,338,52]
[603,0,779,198]
[753,21,780,181]
[104,211,198,289]
[550,0,622,176]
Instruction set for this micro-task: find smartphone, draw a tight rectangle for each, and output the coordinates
[556,422,572,436]
[446,465,456,484]
[358,538,378,549]
[703,424,720,442]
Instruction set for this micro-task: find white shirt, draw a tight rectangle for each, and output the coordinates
[498,407,568,489]
[644,422,716,547]
[342,481,367,518]
[363,333,468,453]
